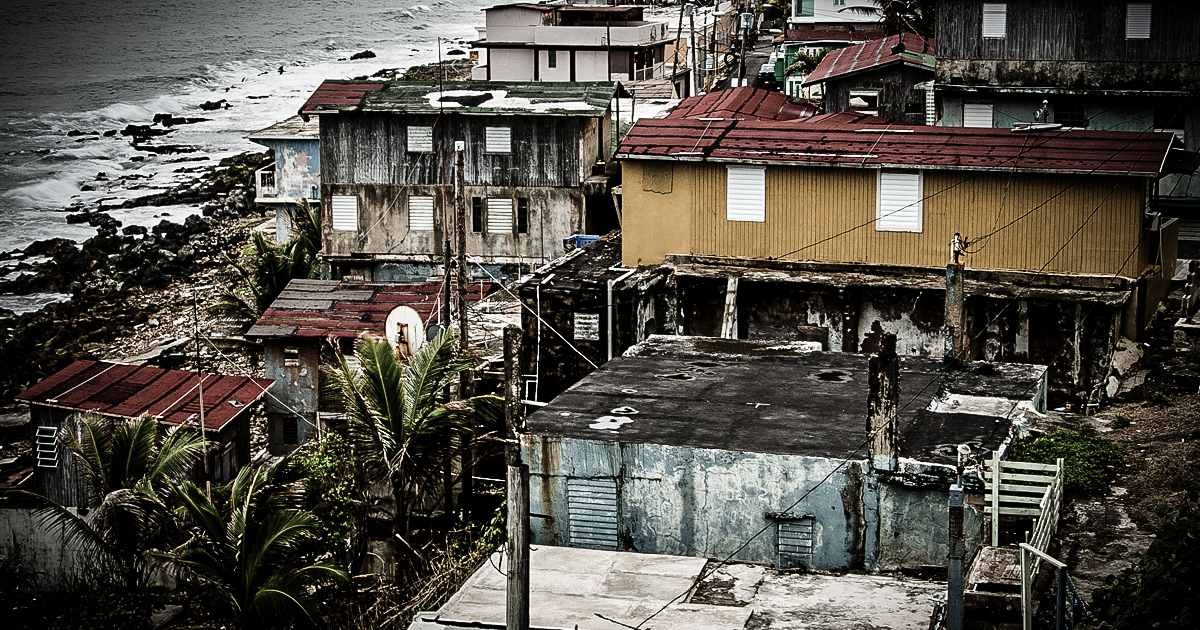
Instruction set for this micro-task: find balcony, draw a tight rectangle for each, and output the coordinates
[255,164,277,202]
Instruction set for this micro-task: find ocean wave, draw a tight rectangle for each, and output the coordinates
[0,292,72,316]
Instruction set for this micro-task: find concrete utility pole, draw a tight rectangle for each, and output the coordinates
[944,233,967,361]
[455,140,473,522]
[504,326,530,630]
[688,4,699,96]
[946,483,966,630]
[867,331,899,472]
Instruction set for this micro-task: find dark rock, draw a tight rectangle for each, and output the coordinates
[199,99,227,111]
[247,95,269,100]
[447,49,466,55]
[66,130,97,137]
[122,225,148,236]
[103,130,117,137]
[350,50,377,60]
[23,238,78,259]
[120,124,173,141]
[135,145,198,155]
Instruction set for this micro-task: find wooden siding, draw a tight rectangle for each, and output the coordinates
[824,66,932,125]
[937,0,1200,62]
[321,112,601,189]
[623,161,1148,277]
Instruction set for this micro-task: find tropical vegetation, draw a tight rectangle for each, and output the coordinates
[218,198,321,316]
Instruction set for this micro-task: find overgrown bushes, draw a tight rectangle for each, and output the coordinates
[1009,430,1122,495]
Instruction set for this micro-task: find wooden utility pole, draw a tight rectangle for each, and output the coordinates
[454,140,474,523]
[504,326,530,630]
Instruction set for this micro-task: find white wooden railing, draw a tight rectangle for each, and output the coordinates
[983,452,1064,552]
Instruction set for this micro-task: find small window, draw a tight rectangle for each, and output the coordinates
[283,346,300,367]
[547,49,557,68]
[408,126,434,152]
[1154,107,1186,142]
[330,195,358,231]
[777,517,815,569]
[487,198,514,233]
[849,90,879,115]
[472,197,483,232]
[1126,4,1151,39]
[962,103,994,128]
[1055,104,1088,128]
[282,418,298,445]
[485,127,511,153]
[797,0,814,18]
[517,198,529,234]
[727,165,765,222]
[876,171,923,233]
[409,195,435,231]
[982,3,1007,38]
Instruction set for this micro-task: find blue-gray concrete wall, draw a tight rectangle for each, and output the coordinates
[263,139,321,201]
[263,340,319,455]
[523,435,882,570]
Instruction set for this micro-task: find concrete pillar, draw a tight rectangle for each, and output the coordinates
[946,483,965,630]
[504,327,530,630]
[944,262,967,361]
[867,332,899,472]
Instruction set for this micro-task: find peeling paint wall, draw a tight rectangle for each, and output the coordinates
[524,435,881,571]
[262,139,321,201]
[876,484,985,570]
[263,340,319,455]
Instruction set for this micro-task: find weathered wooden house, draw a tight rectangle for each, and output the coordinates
[472,4,686,90]
[522,335,1047,570]
[14,360,273,506]
[802,33,935,125]
[245,278,497,454]
[933,0,1200,252]
[248,115,320,242]
[299,80,617,282]
[611,105,1184,402]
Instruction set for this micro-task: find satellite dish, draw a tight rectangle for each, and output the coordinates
[384,305,426,357]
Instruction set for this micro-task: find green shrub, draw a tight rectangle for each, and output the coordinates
[1010,430,1122,495]
[46,579,167,630]
[1111,415,1132,429]
[289,433,356,555]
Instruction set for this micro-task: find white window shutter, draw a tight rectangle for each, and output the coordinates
[963,103,994,128]
[877,172,922,232]
[331,195,358,231]
[925,81,936,126]
[1126,4,1151,39]
[408,126,433,152]
[409,196,435,231]
[727,165,765,222]
[487,198,514,233]
[982,3,1007,38]
[485,126,511,153]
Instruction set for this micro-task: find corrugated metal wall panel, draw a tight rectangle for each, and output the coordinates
[330,195,358,231]
[408,195,435,231]
[567,478,618,550]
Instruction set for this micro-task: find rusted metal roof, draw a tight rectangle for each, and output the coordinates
[246,279,499,340]
[300,80,615,118]
[248,115,320,141]
[803,33,934,86]
[15,361,273,432]
[666,87,816,121]
[615,116,1177,176]
[784,28,886,43]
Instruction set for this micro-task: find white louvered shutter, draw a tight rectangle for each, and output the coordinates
[982,3,1007,38]
[963,103,994,128]
[330,195,358,231]
[925,81,936,126]
[727,165,765,222]
[567,478,618,550]
[407,126,433,152]
[409,196,434,231]
[1126,4,1151,39]
[877,172,922,232]
[486,198,513,233]
[485,126,511,153]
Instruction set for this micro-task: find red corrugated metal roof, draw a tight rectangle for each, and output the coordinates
[299,80,386,117]
[803,33,934,86]
[15,361,274,432]
[666,87,817,121]
[785,29,886,43]
[246,279,500,340]
[616,117,1176,176]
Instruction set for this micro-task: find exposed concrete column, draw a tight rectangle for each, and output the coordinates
[504,326,530,630]
[867,332,899,472]
[841,289,859,352]
[720,276,739,339]
[946,483,965,630]
[944,262,967,361]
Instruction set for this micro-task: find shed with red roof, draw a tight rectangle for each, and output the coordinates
[801,33,935,125]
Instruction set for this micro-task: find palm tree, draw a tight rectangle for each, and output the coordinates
[216,198,322,317]
[325,329,503,545]
[841,0,936,38]
[23,414,205,588]
[164,461,348,628]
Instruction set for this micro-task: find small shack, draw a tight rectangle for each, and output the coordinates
[522,335,1047,571]
[15,360,273,507]
[802,33,935,124]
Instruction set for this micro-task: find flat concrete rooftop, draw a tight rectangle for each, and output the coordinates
[525,336,1047,465]
[409,545,944,630]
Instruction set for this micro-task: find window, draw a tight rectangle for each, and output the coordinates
[876,171,923,232]
[472,197,483,232]
[797,0,814,17]
[1154,107,1186,142]
[962,103,994,128]
[982,3,1007,38]
[409,195,435,231]
[407,126,433,152]
[925,81,937,126]
[1055,104,1088,128]
[283,346,299,367]
[567,478,618,550]
[487,198,514,233]
[849,90,879,115]
[517,198,529,234]
[331,195,358,231]
[777,517,815,569]
[485,126,511,153]
[547,49,557,68]
[35,425,59,469]
[1126,3,1151,39]
[283,418,298,445]
[727,165,765,222]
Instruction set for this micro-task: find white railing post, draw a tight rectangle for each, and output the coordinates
[991,450,1001,546]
